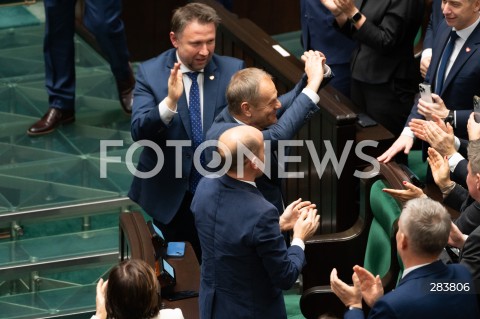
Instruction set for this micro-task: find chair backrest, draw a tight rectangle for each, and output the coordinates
[300,162,409,318]
[119,211,155,269]
[363,179,403,290]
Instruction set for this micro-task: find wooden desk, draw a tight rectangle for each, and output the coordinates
[161,242,200,319]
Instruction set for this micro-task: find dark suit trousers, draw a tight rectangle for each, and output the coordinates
[351,78,415,138]
[153,191,202,262]
[44,0,130,110]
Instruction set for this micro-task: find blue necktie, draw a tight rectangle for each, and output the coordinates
[435,30,459,94]
[187,72,204,193]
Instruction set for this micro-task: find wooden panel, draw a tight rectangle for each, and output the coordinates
[232,0,300,35]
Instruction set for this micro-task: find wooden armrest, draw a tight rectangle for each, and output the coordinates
[119,211,155,268]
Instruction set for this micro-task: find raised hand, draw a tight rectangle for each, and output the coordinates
[301,50,325,92]
[330,268,362,308]
[292,208,320,241]
[165,62,184,111]
[377,135,414,163]
[280,198,316,231]
[382,180,426,201]
[353,265,384,307]
[467,112,480,141]
[417,93,449,120]
[448,222,467,248]
[95,278,108,319]
[427,147,452,189]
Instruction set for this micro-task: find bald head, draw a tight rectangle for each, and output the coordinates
[218,125,264,178]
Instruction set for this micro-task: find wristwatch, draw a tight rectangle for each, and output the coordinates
[350,11,362,24]
[444,110,454,126]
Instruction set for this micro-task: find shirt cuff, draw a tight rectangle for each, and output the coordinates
[401,127,415,139]
[421,48,432,61]
[302,87,320,104]
[159,99,177,125]
[291,238,305,250]
[448,152,464,172]
[454,136,460,151]
[323,64,332,77]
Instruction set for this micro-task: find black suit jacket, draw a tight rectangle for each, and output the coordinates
[338,0,424,83]
[444,183,480,235]
[460,225,480,303]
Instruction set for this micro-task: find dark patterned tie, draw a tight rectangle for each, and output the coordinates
[187,72,204,193]
[435,30,459,94]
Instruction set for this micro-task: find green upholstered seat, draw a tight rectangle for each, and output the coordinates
[364,180,402,277]
[300,163,409,318]
[408,150,428,184]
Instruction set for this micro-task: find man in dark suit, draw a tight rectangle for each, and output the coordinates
[206,51,330,213]
[320,0,424,138]
[420,0,444,78]
[300,0,356,97]
[379,0,480,163]
[128,3,245,260]
[191,125,320,319]
[330,197,480,319]
[27,0,134,136]
[450,222,480,305]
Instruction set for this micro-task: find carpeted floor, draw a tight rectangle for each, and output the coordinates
[0,5,40,29]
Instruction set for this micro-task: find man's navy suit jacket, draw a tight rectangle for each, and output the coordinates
[300,0,355,65]
[423,0,444,50]
[205,75,323,213]
[407,20,480,138]
[191,174,305,319]
[460,225,480,304]
[345,261,479,319]
[444,180,480,236]
[128,48,244,223]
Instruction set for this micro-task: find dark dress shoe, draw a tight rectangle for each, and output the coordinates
[116,65,135,115]
[27,107,75,136]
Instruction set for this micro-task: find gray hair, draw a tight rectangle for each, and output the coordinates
[171,3,220,35]
[227,68,272,116]
[401,197,451,257]
[467,139,480,175]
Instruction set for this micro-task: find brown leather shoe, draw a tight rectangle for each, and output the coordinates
[27,107,75,136]
[116,64,135,115]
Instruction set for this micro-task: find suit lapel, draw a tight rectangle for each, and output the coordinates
[203,58,221,137]
[442,23,480,94]
[177,94,192,141]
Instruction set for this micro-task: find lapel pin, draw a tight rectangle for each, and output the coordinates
[466,47,471,53]
[209,75,215,80]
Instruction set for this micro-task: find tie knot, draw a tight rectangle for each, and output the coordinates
[187,72,199,81]
[450,30,459,42]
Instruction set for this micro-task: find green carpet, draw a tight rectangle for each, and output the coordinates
[0,5,40,29]
[285,290,305,319]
